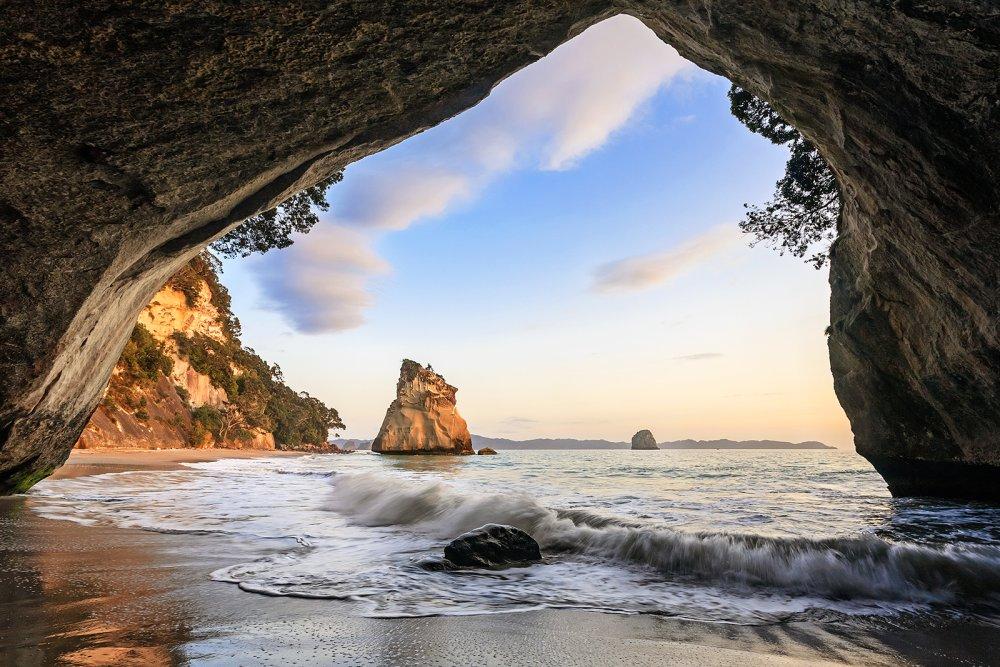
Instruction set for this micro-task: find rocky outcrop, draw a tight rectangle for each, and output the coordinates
[1,3,998,496]
[74,274,240,451]
[73,256,340,453]
[477,448,498,456]
[372,361,473,455]
[443,524,542,569]
[631,430,659,450]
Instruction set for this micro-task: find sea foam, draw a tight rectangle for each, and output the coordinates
[329,471,1000,605]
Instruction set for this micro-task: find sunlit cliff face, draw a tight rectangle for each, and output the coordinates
[372,360,474,455]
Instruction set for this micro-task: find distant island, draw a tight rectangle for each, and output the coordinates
[658,439,834,450]
[332,436,834,451]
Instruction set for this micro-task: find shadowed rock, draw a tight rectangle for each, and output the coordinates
[443,524,542,569]
[631,430,659,450]
[477,448,498,456]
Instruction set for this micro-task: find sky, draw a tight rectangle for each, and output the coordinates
[220,16,855,448]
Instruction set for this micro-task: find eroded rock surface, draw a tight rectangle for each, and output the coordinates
[372,360,473,455]
[631,430,659,450]
[1,2,998,496]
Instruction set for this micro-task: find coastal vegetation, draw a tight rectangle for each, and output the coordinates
[93,253,344,451]
[729,85,840,268]
[211,173,343,258]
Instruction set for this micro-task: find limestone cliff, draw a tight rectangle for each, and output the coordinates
[631,430,659,450]
[76,255,343,452]
[372,361,473,455]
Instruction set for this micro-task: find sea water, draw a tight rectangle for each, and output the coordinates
[29,450,1000,622]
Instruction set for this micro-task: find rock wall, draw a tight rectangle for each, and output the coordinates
[372,361,474,455]
[0,2,997,496]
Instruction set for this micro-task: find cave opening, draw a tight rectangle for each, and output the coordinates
[2,5,997,500]
[95,16,851,459]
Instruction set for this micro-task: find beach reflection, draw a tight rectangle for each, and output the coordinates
[0,496,188,665]
[381,454,469,476]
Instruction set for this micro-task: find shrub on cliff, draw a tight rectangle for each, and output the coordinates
[171,282,345,448]
[729,85,840,269]
[117,324,173,386]
[190,405,223,445]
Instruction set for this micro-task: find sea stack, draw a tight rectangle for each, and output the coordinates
[372,360,474,455]
[631,430,659,450]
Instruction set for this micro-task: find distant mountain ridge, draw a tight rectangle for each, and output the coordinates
[471,436,833,450]
[333,435,834,451]
[472,436,626,450]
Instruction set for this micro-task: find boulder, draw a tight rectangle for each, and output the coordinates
[372,360,474,455]
[477,448,498,455]
[443,524,542,569]
[631,430,659,450]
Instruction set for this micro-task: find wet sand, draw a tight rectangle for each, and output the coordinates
[50,448,309,480]
[2,453,997,665]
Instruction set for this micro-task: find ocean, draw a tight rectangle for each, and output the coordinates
[29,449,1000,624]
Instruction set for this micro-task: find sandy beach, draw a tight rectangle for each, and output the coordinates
[49,448,310,480]
[1,450,996,666]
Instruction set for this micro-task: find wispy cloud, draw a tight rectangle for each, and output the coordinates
[590,225,741,293]
[255,15,694,333]
[500,417,540,426]
[672,352,724,362]
[257,226,389,333]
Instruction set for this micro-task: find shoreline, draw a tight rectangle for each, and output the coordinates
[50,447,309,481]
[5,451,998,664]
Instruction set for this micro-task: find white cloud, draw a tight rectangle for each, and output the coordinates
[591,225,742,293]
[672,352,724,362]
[257,226,389,333]
[259,15,694,333]
[334,168,473,230]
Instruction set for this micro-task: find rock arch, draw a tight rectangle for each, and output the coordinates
[1,2,997,497]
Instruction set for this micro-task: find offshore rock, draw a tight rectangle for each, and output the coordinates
[477,448,498,456]
[443,524,542,569]
[631,430,659,450]
[372,361,473,455]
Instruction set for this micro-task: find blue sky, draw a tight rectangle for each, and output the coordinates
[220,16,853,447]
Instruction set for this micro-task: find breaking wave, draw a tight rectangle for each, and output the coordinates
[329,472,1000,606]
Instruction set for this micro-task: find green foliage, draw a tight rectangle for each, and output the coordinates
[166,262,204,307]
[173,331,238,397]
[191,405,223,445]
[178,327,345,447]
[117,324,173,386]
[268,386,345,450]
[107,252,344,449]
[211,174,343,259]
[729,85,840,269]
[172,309,344,448]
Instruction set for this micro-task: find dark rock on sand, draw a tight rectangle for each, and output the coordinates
[443,524,542,569]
